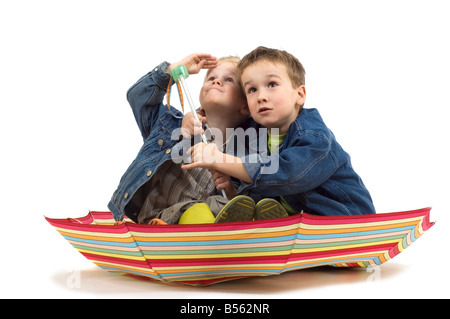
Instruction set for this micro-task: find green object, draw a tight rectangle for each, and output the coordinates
[171,65,189,82]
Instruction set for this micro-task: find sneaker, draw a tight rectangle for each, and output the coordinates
[254,198,288,220]
[148,218,168,225]
[214,195,256,223]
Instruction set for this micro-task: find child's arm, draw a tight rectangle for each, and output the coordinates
[238,133,339,197]
[183,131,340,198]
[182,143,252,183]
[167,53,217,78]
[127,54,217,140]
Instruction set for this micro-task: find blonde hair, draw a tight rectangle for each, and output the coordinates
[238,46,305,88]
[204,55,241,80]
[217,55,241,65]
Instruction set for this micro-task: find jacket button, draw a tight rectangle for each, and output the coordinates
[124,193,128,199]
[158,139,164,146]
[165,149,171,154]
[146,170,152,176]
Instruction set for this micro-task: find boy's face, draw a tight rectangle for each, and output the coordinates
[241,60,306,134]
[199,62,247,116]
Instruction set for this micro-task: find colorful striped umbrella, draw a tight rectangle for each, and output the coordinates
[45,207,433,286]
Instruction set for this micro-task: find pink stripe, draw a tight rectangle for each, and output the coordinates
[301,207,431,225]
[294,229,409,244]
[125,215,301,233]
[67,240,141,253]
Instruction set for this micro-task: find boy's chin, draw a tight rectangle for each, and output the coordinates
[201,100,228,112]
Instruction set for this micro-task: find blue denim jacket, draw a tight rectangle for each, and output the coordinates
[108,62,188,222]
[238,108,376,216]
[108,62,252,222]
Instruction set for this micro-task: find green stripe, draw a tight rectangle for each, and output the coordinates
[141,245,293,255]
[293,235,404,250]
[72,244,144,257]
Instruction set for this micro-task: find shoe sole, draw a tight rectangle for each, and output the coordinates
[215,195,255,223]
[148,218,168,225]
[255,198,288,220]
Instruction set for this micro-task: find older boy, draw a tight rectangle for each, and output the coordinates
[183,47,376,217]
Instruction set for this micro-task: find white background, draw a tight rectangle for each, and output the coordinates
[1,0,449,299]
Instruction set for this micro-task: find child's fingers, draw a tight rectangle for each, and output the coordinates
[199,55,218,69]
[202,59,218,69]
[192,117,204,135]
[214,178,228,190]
[198,108,206,117]
[181,162,203,170]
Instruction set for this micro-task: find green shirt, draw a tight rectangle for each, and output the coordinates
[267,131,296,215]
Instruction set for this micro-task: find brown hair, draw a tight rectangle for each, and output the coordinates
[238,46,305,88]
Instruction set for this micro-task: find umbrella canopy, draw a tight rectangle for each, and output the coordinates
[46,207,433,286]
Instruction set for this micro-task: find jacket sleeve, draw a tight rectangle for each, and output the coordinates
[126,61,173,141]
[238,130,340,197]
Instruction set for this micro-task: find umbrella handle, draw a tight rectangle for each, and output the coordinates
[171,65,227,200]
[171,65,208,144]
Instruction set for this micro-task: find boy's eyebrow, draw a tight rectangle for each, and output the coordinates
[205,68,237,79]
[242,73,281,87]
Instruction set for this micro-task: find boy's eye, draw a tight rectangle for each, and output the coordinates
[268,81,277,88]
[225,77,234,82]
[208,77,215,81]
[247,87,256,94]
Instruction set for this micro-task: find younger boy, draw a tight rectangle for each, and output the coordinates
[108,53,257,224]
[183,47,376,217]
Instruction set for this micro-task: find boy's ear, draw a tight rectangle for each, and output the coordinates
[240,103,250,116]
[296,85,306,106]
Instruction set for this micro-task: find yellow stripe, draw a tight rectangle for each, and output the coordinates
[143,250,292,260]
[300,216,422,230]
[259,203,279,213]
[54,227,132,239]
[130,223,301,238]
[75,248,147,261]
[298,220,420,235]
[93,261,158,275]
[357,262,366,267]
[57,230,135,243]
[285,250,388,267]
[157,265,285,274]
[236,201,256,210]
[154,263,285,272]
[133,229,299,242]
[292,238,401,254]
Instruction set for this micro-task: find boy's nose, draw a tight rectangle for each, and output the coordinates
[257,90,268,102]
[212,79,222,86]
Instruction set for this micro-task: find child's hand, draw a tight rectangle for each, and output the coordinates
[182,142,222,170]
[168,53,218,75]
[210,169,237,199]
[181,111,207,138]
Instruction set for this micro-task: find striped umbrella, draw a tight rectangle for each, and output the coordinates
[45,207,433,286]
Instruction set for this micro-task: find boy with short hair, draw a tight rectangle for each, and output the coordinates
[183,46,376,217]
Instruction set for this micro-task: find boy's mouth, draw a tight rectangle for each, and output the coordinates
[208,86,223,93]
[258,107,272,114]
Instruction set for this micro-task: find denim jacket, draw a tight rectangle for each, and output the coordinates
[108,62,189,222]
[108,62,252,222]
[238,108,376,216]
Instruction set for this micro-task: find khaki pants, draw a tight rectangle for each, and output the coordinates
[138,195,228,224]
